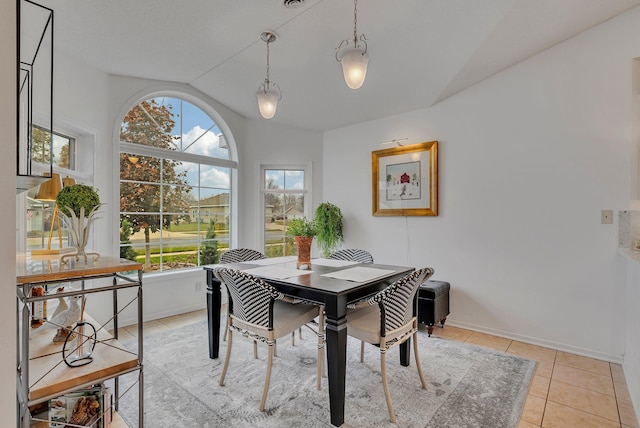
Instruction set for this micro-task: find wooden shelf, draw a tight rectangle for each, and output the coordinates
[27,315,138,404]
[31,410,128,427]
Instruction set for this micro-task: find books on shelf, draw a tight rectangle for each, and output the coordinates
[31,384,111,428]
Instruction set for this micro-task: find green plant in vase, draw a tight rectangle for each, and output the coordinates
[286,217,316,269]
[56,184,102,264]
[315,202,343,258]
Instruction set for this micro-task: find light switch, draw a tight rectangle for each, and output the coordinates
[601,210,614,224]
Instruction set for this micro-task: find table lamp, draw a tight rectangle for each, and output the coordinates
[32,174,75,255]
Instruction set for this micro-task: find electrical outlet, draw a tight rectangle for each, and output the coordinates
[195,281,203,292]
[601,210,614,224]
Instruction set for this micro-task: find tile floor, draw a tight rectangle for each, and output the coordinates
[119,309,639,428]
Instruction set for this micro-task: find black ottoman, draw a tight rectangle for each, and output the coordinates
[417,280,450,336]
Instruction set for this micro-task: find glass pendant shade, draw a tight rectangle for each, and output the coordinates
[256,87,280,119]
[339,47,369,89]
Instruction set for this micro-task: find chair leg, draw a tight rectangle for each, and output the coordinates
[299,326,303,339]
[380,349,396,423]
[253,340,258,359]
[412,330,427,389]
[260,342,274,411]
[219,328,233,386]
[291,331,295,346]
[223,312,228,341]
[317,308,325,390]
[360,341,365,363]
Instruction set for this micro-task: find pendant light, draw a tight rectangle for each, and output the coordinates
[256,31,282,119]
[335,0,369,89]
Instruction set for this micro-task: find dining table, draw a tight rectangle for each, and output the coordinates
[203,256,414,427]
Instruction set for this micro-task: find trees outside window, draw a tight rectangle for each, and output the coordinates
[119,96,234,273]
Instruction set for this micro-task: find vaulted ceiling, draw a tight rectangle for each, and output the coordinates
[37,0,640,131]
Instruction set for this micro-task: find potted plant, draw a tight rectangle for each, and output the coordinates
[315,202,344,258]
[286,217,316,269]
[56,184,102,263]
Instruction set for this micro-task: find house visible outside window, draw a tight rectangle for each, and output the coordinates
[119,96,236,273]
[24,127,78,252]
[260,165,310,257]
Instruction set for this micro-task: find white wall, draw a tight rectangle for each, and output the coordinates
[1,0,17,423]
[323,7,640,362]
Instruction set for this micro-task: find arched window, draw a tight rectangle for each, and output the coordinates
[119,96,236,273]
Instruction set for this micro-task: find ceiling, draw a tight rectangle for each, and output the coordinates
[35,0,640,132]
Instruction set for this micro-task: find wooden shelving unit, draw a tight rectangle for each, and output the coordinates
[16,254,143,428]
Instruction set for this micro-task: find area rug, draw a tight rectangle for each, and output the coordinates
[114,321,536,428]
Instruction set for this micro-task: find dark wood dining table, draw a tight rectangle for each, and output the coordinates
[203,258,414,427]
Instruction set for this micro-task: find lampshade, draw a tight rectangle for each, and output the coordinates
[62,176,76,187]
[256,31,282,119]
[335,0,369,90]
[256,88,280,120]
[338,47,369,90]
[35,173,62,201]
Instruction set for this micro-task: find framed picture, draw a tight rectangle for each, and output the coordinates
[372,141,438,216]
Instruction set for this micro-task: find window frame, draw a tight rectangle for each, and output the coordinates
[117,93,238,275]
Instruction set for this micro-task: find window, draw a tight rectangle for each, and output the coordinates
[260,165,311,257]
[31,125,76,169]
[23,127,78,253]
[119,96,236,273]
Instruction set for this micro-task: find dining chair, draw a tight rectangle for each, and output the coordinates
[219,248,267,343]
[214,267,325,411]
[346,267,434,423]
[328,248,374,264]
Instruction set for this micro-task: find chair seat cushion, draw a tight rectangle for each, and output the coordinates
[346,305,381,345]
[232,300,319,341]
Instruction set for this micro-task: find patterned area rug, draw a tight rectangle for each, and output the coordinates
[115,321,535,428]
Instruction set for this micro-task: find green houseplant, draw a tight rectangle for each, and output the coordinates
[315,202,343,258]
[285,217,316,269]
[56,184,102,263]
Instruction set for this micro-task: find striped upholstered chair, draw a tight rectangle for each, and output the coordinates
[328,248,374,264]
[215,267,325,411]
[219,249,267,342]
[346,267,434,423]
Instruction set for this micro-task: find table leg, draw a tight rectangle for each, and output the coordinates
[325,298,348,427]
[206,269,221,359]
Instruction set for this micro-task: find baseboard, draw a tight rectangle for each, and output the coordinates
[115,302,206,329]
[446,320,624,364]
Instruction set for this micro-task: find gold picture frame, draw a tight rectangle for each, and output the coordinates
[372,141,438,216]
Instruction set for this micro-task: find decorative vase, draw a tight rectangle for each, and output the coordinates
[59,206,101,264]
[295,236,313,270]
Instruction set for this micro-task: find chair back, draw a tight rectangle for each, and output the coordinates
[328,248,374,264]
[368,267,434,334]
[214,267,283,329]
[220,248,267,264]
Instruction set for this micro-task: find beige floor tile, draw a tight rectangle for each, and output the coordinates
[465,331,512,352]
[508,341,557,362]
[542,401,621,428]
[521,394,546,425]
[615,380,633,402]
[430,325,473,342]
[611,363,626,383]
[109,327,136,342]
[529,375,551,399]
[534,359,554,379]
[555,351,611,377]
[547,380,619,422]
[124,319,167,337]
[618,398,639,428]
[552,364,615,396]
[519,420,541,428]
[161,310,207,329]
